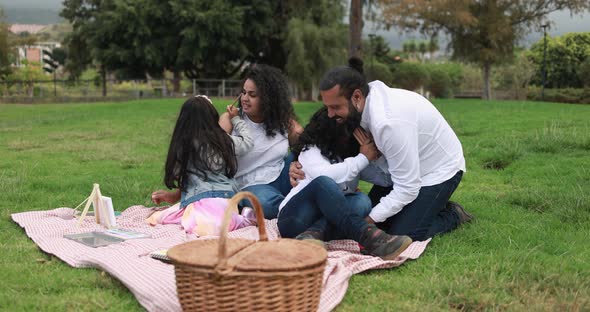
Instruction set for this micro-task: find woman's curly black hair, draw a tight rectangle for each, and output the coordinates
[293,107,359,163]
[241,64,295,137]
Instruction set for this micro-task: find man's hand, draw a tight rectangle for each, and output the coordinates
[289,161,305,187]
[365,216,375,224]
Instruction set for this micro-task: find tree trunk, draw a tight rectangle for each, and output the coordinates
[172,70,181,94]
[482,63,492,100]
[162,69,168,97]
[100,64,107,97]
[349,0,363,59]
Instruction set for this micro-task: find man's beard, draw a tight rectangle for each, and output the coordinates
[345,99,362,130]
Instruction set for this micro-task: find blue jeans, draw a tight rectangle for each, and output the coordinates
[370,171,463,241]
[241,153,294,219]
[277,176,371,241]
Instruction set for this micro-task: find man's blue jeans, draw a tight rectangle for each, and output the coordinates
[277,176,372,241]
[241,153,294,219]
[370,171,464,241]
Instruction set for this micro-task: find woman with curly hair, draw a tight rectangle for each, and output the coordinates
[218,64,303,219]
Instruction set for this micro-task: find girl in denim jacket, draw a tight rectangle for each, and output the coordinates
[148,96,256,236]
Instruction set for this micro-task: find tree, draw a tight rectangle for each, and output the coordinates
[580,58,590,88]
[418,41,427,61]
[349,0,379,59]
[428,36,440,58]
[528,32,590,88]
[285,0,347,100]
[379,0,590,100]
[0,9,12,81]
[403,40,417,60]
[61,0,328,86]
[7,61,47,96]
[349,0,363,58]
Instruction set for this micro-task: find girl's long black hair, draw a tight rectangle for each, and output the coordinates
[164,96,237,190]
[240,64,295,137]
[293,107,360,162]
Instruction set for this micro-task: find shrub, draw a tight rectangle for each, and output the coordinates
[527,87,590,104]
[365,61,393,84]
[458,63,483,91]
[390,62,429,91]
[426,66,453,98]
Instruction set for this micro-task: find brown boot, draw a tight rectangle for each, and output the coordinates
[295,230,326,249]
[360,224,412,260]
[448,201,474,224]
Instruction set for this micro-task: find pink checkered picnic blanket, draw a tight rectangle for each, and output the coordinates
[12,206,430,312]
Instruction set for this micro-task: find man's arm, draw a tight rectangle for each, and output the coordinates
[368,121,421,223]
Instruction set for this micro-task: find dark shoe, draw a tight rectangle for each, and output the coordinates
[295,230,326,249]
[448,201,474,224]
[360,224,412,260]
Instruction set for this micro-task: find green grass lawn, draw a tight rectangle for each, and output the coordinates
[1,98,589,311]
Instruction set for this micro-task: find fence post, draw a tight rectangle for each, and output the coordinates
[192,79,196,95]
[162,79,167,97]
[221,79,226,98]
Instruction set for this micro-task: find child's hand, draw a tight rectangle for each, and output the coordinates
[151,189,180,205]
[289,161,305,187]
[354,128,381,161]
[227,105,239,119]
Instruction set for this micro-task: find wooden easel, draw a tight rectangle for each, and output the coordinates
[75,183,114,228]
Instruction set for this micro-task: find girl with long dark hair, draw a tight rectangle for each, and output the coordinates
[148,96,256,236]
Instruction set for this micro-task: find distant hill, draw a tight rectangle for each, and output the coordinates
[2,8,63,24]
[37,23,72,42]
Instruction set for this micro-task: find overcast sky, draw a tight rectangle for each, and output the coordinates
[2,0,588,48]
[366,8,590,49]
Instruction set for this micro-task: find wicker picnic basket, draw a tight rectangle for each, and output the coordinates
[167,191,328,312]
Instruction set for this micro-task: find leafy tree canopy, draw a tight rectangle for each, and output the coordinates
[528,32,590,88]
[378,0,590,99]
[61,0,280,79]
[284,0,347,99]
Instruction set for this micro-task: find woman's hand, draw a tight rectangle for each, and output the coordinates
[353,127,373,145]
[289,161,305,187]
[354,128,380,161]
[360,142,380,161]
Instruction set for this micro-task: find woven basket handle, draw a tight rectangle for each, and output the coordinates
[217,191,268,268]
